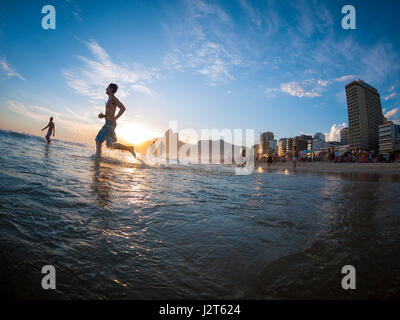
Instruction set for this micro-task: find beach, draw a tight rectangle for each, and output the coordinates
[257,161,400,175]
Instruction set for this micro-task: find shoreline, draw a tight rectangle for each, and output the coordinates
[256,161,400,175]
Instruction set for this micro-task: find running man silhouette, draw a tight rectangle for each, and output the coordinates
[95,83,136,158]
[42,117,55,143]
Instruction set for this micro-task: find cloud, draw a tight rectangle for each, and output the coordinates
[280,11,398,86]
[65,0,83,21]
[239,0,262,29]
[385,107,400,125]
[333,75,354,82]
[162,1,397,91]
[165,42,241,87]
[6,100,100,142]
[263,57,282,70]
[385,107,399,119]
[6,100,44,122]
[191,0,232,25]
[324,122,347,142]
[291,0,333,38]
[240,0,282,38]
[63,39,158,101]
[280,80,322,98]
[0,58,25,80]
[266,75,355,98]
[388,85,395,92]
[265,88,279,98]
[72,11,82,21]
[6,100,95,129]
[131,84,153,95]
[361,41,400,84]
[197,53,238,84]
[163,0,243,86]
[163,49,184,72]
[383,92,396,101]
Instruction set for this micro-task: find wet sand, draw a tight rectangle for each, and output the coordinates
[257,161,400,175]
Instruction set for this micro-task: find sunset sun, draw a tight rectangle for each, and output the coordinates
[116,122,160,145]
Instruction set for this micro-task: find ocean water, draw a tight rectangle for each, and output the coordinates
[1,129,400,299]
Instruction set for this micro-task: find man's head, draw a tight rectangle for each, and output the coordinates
[106,83,118,95]
[50,117,53,122]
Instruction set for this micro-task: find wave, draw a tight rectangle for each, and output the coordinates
[0,129,40,141]
[0,129,88,148]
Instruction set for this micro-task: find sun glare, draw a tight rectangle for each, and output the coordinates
[116,122,160,145]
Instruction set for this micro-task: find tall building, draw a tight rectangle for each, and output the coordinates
[259,131,274,155]
[379,121,400,155]
[314,132,325,142]
[286,138,293,153]
[269,140,277,152]
[292,134,312,152]
[340,127,349,145]
[309,132,329,151]
[278,138,287,156]
[345,80,384,151]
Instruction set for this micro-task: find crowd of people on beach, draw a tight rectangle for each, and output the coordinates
[256,146,400,168]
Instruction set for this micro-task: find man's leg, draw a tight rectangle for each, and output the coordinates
[96,141,103,157]
[113,142,136,158]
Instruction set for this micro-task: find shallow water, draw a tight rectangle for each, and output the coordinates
[1,129,400,299]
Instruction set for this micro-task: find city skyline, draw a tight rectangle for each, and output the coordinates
[0,0,400,145]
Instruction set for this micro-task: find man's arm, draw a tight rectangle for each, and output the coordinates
[113,97,126,121]
[42,123,49,131]
[53,124,55,136]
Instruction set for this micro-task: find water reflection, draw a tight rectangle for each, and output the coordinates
[91,158,113,209]
[290,170,400,183]
[317,179,381,237]
[338,172,400,183]
[44,143,50,158]
[336,179,381,237]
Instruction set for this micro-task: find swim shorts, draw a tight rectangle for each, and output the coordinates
[95,120,117,146]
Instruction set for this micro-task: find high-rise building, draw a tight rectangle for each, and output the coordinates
[340,127,349,145]
[292,134,312,152]
[278,138,287,156]
[286,138,293,154]
[259,131,274,155]
[309,132,330,151]
[314,132,325,142]
[269,140,277,152]
[345,80,384,151]
[379,121,400,155]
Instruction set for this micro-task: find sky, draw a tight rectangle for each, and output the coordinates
[0,0,400,145]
